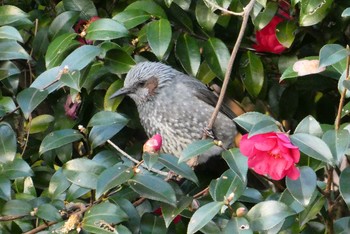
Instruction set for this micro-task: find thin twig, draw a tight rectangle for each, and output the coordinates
[206,0,256,131]
[203,0,244,16]
[0,214,26,221]
[21,115,32,157]
[106,140,168,176]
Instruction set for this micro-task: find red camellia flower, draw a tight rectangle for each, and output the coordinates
[153,207,182,224]
[64,94,81,120]
[143,134,162,154]
[253,4,291,54]
[239,132,300,180]
[74,16,100,44]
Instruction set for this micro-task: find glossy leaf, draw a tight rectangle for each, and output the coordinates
[142,152,159,170]
[2,200,32,216]
[45,33,79,69]
[162,196,192,227]
[63,0,97,18]
[89,124,126,149]
[222,217,252,234]
[0,26,23,42]
[294,115,323,137]
[0,61,20,81]
[0,96,16,118]
[0,177,11,201]
[0,5,29,26]
[0,158,33,179]
[39,129,83,155]
[319,44,348,67]
[88,111,129,127]
[30,67,62,94]
[96,165,134,199]
[0,40,30,60]
[340,167,350,209]
[82,202,128,233]
[253,2,278,30]
[61,45,101,70]
[36,204,62,222]
[234,112,276,132]
[342,7,350,17]
[276,21,297,48]
[113,10,151,29]
[299,0,333,26]
[128,174,177,206]
[209,169,245,202]
[158,153,198,184]
[66,183,90,201]
[239,51,264,98]
[203,38,230,80]
[334,217,350,233]
[248,119,280,138]
[222,148,248,182]
[104,49,136,74]
[0,122,16,163]
[286,166,316,206]
[175,33,200,77]
[60,70,81,91]
[299,195,325,227]
[322,129,350,164]
[17,88,48,119]
[246,200,295,231]
[147,19,172,60]
[48,169,71,200]
[197,61,216,84]
[179,139,215,163]
[125,0,167,19]
[86,18,128,40]
[187,201,224,234]
[195,1,219,32]
[62,158,105,189]
[48,11,80,39]
[28,114,55,134]
[290,133,334,165]
[140,213,167,234]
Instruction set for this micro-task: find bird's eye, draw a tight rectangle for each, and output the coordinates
[138,81,146,87]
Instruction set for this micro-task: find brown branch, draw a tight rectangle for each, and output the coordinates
[206,0,256,131]
[0,215,26,222]
[23,221,57,234]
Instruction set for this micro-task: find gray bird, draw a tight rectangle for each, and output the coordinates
[110,62,237,167]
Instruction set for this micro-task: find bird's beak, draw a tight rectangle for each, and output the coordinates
[109,87,132,99]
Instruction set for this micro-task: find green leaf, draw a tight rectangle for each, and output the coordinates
[61,45,101,70]
[0,122,16,163]
[334,217,350,233]
[246,200,295,231]
[36,204,62,222]
[86,18,128,41]
[45,33,79,69]
[279,189,305,214]
[162,196,192,227]
[88,111,129,127]
[248,119,280,138]
[319,44,348,67]
[294,115,323,137]
[286,166,316,206]
[290,133,334,165]
[89,124,126,149]
[234,112,276,132]
[17,87,48,119]
[2,200,32,216]
[197,61,216,84]
[0,26,23,42]
[222,148,248,182]
[113,10,151,29]
[175,33,200,77]
[111,198,140,234]
[187,201,224,234]
[276,21,297,48]
[63,158,105,189]
[0,5,29,26]
[322,130,350,164]
[253,2,278,30]
[0,96,16,118]
[60,70,81,91]
[39,129,83,155]
[143,152,159,170]
[0,61,20,81]
[158,154,198,184]
[29,114,55,134]
[203,37,230,80]
[125,0,167,19]
[96,165,134,199]
[0,177,11,201]
[209,169,245,202]
[299,0,333,26]
[63,0,97,19]
[140,213,167,234]
[129,174,177,206]
[179,139,215,163]
[0,158,33,179]
[82,202,128,233]
[342,7,350,17]
[66,183,90,201]
[340,167,350,209]
[223,217,252,233]
[147,19,172,60]
[48,11,80,39]
[299,195,325,227]
[195,1,219,32]
[0,40,30,60]
[48,169,71,200]
[30,67,62,94]
[104,49,136,74]
[239,51,264,98]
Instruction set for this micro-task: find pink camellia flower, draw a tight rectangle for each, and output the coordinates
[64,94,81,120]
[239,132,300,180]
[253,4,291,54]
[143,134,162,154]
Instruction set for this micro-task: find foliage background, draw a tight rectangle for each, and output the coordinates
[0,0,350,233]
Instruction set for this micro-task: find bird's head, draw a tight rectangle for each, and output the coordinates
[110,62,175,105]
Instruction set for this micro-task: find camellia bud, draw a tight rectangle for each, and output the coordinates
[143,134,162,153]
[236,207,247,217]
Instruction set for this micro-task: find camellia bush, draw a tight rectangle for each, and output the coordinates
[1,0,350,233]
